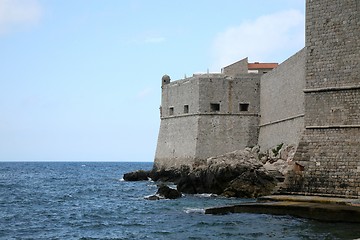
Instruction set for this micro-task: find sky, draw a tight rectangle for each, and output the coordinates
[0,0,305,162]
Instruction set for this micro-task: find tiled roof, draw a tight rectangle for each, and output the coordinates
[248,62,278,70]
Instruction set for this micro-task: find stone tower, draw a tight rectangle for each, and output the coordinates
[290,0,360,197]
[154,69,262,171]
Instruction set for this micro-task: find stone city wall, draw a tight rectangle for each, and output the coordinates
[195,114,259,160]
[154,115,199,170]
[198,75,260,114]
[289,0,360,197]
[258,49,306,151]
[161,77,200,118]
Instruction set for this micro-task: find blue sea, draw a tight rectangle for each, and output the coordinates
[1,162,359,240]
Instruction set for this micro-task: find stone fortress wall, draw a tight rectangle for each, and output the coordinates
[258,49,306,150]
[288,0,360,197]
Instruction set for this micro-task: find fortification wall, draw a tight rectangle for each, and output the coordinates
[195,75,260,158]
[258,49,306,150]
[155,77,200,170]
[196,115,259,160]
[161,77,199,117]
[155,73,261,170]
[198,75,260,114]
[222,58,248,75]
[154,115,199,170]
[288,0,360,197]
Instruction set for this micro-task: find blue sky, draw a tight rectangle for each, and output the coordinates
[0,0,305,161]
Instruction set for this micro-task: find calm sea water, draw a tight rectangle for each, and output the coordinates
[0,162,359,240]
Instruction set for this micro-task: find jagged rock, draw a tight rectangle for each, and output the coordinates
[251,145,260,156]
[123,170,150,181]
[222,170,277,198]
[150,165,189,183]
[264,159,292,176]
[156,184,182,199]
[279,145,296,162]
[177,150,277,198]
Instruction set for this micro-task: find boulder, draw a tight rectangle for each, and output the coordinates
[222,170,277,198]
[123,170,150,181]
[264,159,293,176]
[156,184,182,199]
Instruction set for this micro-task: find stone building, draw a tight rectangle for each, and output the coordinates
[154,58,280,170]
[154,0,359,197]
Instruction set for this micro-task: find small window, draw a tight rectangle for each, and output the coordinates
[169,107,174,115]
[240,103,249,112]
[210,103,220,112]
[184,105,189,114]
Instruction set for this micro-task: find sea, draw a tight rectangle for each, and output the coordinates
[1,162,359,240]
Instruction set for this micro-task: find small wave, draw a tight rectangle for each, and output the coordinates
[183,207,205,214]
[118,178,125,182]
[144,194,162,200]
[194,193,218,198]
[81,164,86,167]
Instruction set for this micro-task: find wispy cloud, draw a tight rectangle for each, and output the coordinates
[211,10,305,69]
[0,0,42,34]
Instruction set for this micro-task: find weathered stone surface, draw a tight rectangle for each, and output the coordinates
[264,160,293,176]
[123,170,150,181]
[176,149,277,198]
[287,0,360,197]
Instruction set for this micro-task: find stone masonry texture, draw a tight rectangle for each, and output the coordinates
[154,74,261,170]
[288,0,360,197]
[258,49,306,150]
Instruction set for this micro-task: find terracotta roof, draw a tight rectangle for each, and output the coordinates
[248,62,278,70]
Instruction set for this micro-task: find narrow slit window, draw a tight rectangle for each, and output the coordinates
[240,103,249,112]
[210,103,220,112]
[184,105,189,114]
[169,107,174,115]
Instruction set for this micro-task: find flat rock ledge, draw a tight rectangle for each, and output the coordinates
[205,195,360,223]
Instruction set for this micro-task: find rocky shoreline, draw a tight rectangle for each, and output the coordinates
[124,144,301,200]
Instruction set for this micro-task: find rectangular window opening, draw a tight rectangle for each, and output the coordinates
[169,107,174,115]
[240,103,249,112]
[210,103,220,112]
[184,105,189,114]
